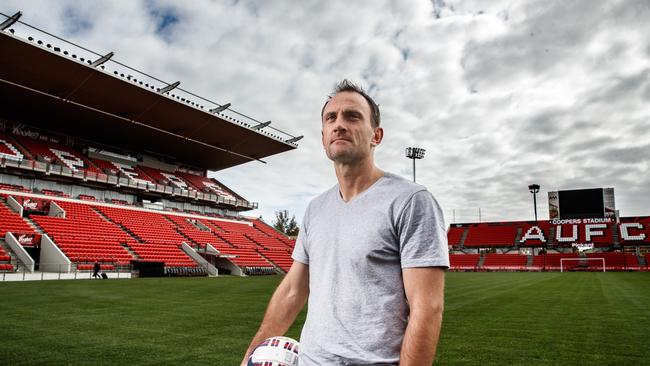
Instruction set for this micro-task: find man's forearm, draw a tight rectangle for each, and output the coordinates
[241,274,308,364]
[399,304,444,366]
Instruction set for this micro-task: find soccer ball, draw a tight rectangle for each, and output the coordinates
[247,336,300,366]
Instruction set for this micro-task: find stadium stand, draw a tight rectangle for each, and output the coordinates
[619,217,650,245]
[91,158,156,186]
[252,219,296,248]
[463,223,518,247]
[30,200,134,266]
[482,254,528,271]
[0,198,36,238]
[41,189,70,198]
[138,166,197,192]
[585,252,639,271]
[518,222,551,246]
[447,226,465,246]
[0,183,31,193]
[12,135,102,176]
[531,253,580,271]
[176,172,238,200]
[449,254,480,271]
[78,194,97,201]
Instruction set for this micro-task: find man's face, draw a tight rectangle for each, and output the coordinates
[321,91,382,164]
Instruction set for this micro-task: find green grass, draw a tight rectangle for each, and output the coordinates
[0,273,649,365]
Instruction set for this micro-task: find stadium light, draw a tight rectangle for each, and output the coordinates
[405,147,425,182]
[159,81,180,94]
[90,52,114,67]
[0,11,22,31]
[251,121,271,131]
[210,103,231,114]
[285,135,303,144]
[528,184,540,222]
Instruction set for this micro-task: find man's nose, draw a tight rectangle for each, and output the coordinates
[332,117,347,132]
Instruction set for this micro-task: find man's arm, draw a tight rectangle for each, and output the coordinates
[399,267,445,366]
[240,261,309,366]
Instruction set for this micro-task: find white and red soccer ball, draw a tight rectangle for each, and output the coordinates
[247,336,300,366]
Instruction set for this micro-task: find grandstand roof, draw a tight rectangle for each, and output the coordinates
[0,30,298,171]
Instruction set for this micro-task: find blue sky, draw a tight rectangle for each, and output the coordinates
[2,0,650,224]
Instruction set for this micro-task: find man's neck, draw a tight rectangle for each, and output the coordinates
[334,158,384,202]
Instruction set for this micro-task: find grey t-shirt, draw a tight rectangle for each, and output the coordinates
[292,172,449,365]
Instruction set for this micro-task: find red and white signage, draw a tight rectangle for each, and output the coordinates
[13,233,41,246]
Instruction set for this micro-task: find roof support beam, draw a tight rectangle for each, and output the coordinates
[251,121,271,131]
[159,81,180,94]
[0,11,22,31]
[209,103,231,114]
[90,51,114,67]
[285,135,303,144]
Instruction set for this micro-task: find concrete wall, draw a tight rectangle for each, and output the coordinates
[39,235,71,273]
[48,201,65,218]
[6,195,23,216]
[205,244,243,276]
[181,243,218,276]
[5,232,35,272]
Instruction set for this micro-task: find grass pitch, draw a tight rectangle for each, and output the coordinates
[1,272,648,365]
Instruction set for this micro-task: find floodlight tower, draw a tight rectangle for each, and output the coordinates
[405,147,426,183]
[528,184,540,222]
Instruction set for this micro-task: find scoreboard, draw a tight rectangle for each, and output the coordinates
[548,188,615,220]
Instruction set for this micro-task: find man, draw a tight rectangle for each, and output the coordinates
[92,262,101,279]
[241,80,449,365]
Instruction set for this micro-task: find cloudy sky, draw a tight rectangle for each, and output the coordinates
[3,0,650,224]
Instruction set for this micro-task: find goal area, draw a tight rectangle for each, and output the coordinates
[560,258,606,272]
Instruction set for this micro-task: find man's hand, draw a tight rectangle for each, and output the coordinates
[240,261,309,366]
[399,267,445,366]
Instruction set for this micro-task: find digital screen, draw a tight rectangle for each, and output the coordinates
[558,188,604,219]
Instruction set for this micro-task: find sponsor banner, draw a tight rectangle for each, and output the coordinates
[176,167,204,176]
[548,191,559,219]
[13,233,41,246]
[571,243,594,252]
[11,124,60,144]
[604,188,616,218]
[13,196,50,212]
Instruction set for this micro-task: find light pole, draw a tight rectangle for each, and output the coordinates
[405,147,426,182]
[528,184,540,222]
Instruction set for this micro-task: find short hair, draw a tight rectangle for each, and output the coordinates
[321,79,381,128]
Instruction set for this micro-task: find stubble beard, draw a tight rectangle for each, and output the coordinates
[326,144,366,165]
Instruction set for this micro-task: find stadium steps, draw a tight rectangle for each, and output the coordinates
[548,226,556,246]
[459,227,469,247]
[22,216,45,235]
[611,224,620,246]
[639,255,647,267]
[526,255,534,268]
[5,134,35,160]
[514,227,523,245]
[255,249,285,274]
[162,215,202,248]
[477,254,486,268]
[92,207,143,243]
[120,242,141,260]
[0,239,19,272]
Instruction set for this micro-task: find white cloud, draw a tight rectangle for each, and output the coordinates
[3,0,650,224]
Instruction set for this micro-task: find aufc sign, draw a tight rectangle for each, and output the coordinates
[519,217,648,245]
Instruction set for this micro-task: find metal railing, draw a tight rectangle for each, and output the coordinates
[0,157,258,209]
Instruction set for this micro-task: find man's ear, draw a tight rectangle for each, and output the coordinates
[371,127,384,146]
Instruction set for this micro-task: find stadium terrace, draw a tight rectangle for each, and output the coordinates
[0,11,299,279]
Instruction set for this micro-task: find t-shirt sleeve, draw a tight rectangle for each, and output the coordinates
[291,220,309,265]
[398,190,450,269]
